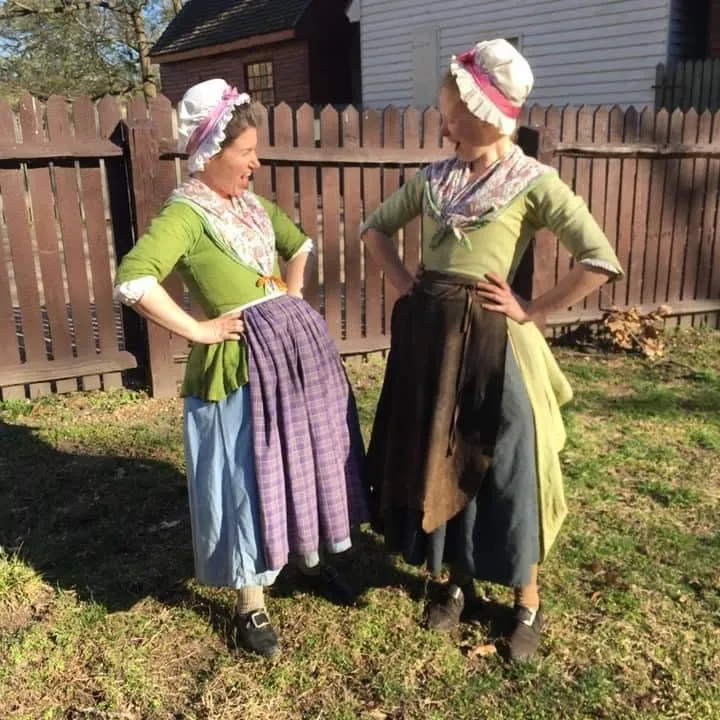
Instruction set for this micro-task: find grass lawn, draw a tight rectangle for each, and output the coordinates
[0,329,718,720]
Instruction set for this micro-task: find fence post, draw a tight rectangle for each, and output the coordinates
[126,119,177,398]
[515,125,560,302]
[514,126,541,301]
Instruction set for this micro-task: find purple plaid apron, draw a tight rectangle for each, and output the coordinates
[243,295,368,570]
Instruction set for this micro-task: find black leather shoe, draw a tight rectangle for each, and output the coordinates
[427,584,466,631]
[506,605,543,662]
[236,609,280,658]
[296,565,364,607]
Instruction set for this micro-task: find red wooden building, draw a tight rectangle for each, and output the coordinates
[151,0,360,106]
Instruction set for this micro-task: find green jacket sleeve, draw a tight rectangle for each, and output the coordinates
[528,172,624,277]
[361,169,426,237]
[256,195,309,262]
[115,202,202,284]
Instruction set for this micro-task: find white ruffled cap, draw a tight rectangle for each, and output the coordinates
[177,78,251,174]
[449,39,533,135]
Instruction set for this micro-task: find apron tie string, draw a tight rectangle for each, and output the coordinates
[256,275,288,292]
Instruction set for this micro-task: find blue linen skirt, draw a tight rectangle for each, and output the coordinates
[184,387,280,588]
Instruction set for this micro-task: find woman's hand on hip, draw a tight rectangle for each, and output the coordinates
[475,272,545,328]
[191,311,245,344]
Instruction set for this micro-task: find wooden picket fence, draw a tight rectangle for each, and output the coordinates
[0,95,136,400]
[522,103,720,318]
[1,94,720,398]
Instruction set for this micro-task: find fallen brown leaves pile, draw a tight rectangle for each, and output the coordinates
[598,304,672,359]
[556,304,673,359]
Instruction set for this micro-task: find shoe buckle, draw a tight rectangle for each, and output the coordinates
[516,606,538,627]
[248,610,270,629]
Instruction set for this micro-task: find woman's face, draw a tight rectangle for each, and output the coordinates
[439,85,503,162]
[203,126,260,198]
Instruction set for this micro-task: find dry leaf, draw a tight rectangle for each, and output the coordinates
[467,642,498,659]
[366,710,390,720]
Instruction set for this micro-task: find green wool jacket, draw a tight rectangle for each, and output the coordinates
[114,195,308,401]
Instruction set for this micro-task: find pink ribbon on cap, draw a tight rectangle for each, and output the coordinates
[457,49,521,120]
[186,85,244,157]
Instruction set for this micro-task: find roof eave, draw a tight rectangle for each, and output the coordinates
[150,28,297,64]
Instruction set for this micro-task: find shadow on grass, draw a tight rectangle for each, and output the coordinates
[268,529,429,607]
[466,599,516,641]
[0,420,193,612]
[0,420,423,625]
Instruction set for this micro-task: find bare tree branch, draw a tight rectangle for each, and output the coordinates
[0,0,116,17]
[2,0,166,99]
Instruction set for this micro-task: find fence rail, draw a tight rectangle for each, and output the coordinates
[0,139,124,161]
[1,94,719,399]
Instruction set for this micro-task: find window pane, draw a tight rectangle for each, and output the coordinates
[245,61,273,100]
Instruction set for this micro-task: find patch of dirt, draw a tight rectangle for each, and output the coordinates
[0,585,55,636]
[110,397,182,425]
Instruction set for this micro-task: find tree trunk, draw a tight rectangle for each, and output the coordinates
[131,8,156,98]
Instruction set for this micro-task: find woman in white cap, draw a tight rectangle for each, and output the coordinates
[114,79,368,658]
[361,39,622,661]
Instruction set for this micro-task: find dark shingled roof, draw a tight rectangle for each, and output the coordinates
[151,0,314,56]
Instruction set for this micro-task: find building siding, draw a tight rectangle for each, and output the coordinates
[359,0,673,108]
[158,40,310,105]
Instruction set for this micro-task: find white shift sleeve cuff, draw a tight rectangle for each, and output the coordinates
[580,258,621,276]
[288,238,315,261]
[113,276,159,305]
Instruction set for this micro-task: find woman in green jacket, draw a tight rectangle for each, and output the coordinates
[115,79,367,659]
